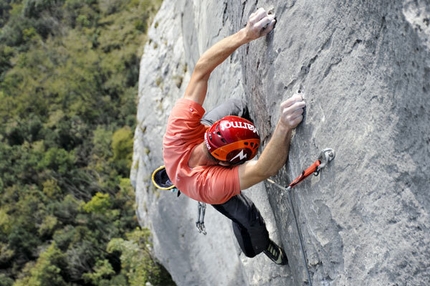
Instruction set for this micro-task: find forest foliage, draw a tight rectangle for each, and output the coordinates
[0,0,174,285]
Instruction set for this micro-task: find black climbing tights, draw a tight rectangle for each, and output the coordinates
[212,193,270,257]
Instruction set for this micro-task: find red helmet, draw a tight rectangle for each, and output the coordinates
[204,115,260,164]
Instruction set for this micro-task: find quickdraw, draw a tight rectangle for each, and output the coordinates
[268,148,335,190]
[196,202,207,235]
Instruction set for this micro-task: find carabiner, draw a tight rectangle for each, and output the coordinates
[316,148,335,173]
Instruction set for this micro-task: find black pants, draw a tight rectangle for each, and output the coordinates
[202,99,270,257]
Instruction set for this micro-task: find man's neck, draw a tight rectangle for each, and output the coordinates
[189,143,218,168]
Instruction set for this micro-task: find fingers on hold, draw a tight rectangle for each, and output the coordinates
[258,19,269,30]
[256,7,267,16]
[290,111,304,123]
[296,101,306,110]
[291,93,303,101]
[260,15,276,30]
[294,105,305,114]
[285,104,304,116]
[269,17,277,29]
[267,15,277,28]
[280,102,289,111]
[294,114,304,126]
[250,8,266,23]
[283,113,303,128]
[281,96,302,108]
[281,105,305,125]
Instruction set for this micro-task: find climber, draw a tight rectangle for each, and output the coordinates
[163,8,306,265]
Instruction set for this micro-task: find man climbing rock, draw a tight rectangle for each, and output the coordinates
[163,7,306,265]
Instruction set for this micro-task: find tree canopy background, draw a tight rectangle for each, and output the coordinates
[0,0,173,285]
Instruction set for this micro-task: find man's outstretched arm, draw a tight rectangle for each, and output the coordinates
[184,8,276,105]
[239,94,306,190]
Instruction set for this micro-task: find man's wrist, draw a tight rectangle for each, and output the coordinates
[275,121,293,139]
[236,28,252,45]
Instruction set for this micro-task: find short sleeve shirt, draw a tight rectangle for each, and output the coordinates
[163,98,241,204]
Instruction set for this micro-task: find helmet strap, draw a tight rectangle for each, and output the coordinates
[202,143,220,163]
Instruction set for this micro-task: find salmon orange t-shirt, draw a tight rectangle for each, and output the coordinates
[163,98,241,204]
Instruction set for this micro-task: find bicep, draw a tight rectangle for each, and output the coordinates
[184,66,210,105]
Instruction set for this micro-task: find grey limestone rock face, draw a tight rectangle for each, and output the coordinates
[131,0,430,285]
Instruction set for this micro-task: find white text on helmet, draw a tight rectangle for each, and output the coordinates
[220,121,259,134]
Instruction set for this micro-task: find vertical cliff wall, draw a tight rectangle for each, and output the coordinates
[132,0,430,285]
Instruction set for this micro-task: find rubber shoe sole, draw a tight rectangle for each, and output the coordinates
[264,240,288,265]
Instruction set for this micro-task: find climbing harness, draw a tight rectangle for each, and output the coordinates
[151,165,206,234]
[196,202,207,235]
[267,148,335,286]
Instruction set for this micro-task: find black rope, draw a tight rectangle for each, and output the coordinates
[286,186,312,286]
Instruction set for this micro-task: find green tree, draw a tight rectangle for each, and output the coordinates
[107,227,174,286]
[14,242,68,286]
[0,0,167,284]
[82,259,115,285]
[82,192,112,214]
[111,126,134,177]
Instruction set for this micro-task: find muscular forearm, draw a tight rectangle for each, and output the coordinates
[256,122,292,177]
[193,29,249,81]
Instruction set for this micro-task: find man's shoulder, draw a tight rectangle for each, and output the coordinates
[165,98,206,137]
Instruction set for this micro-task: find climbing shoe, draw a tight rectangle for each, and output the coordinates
[263,240,288,265]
